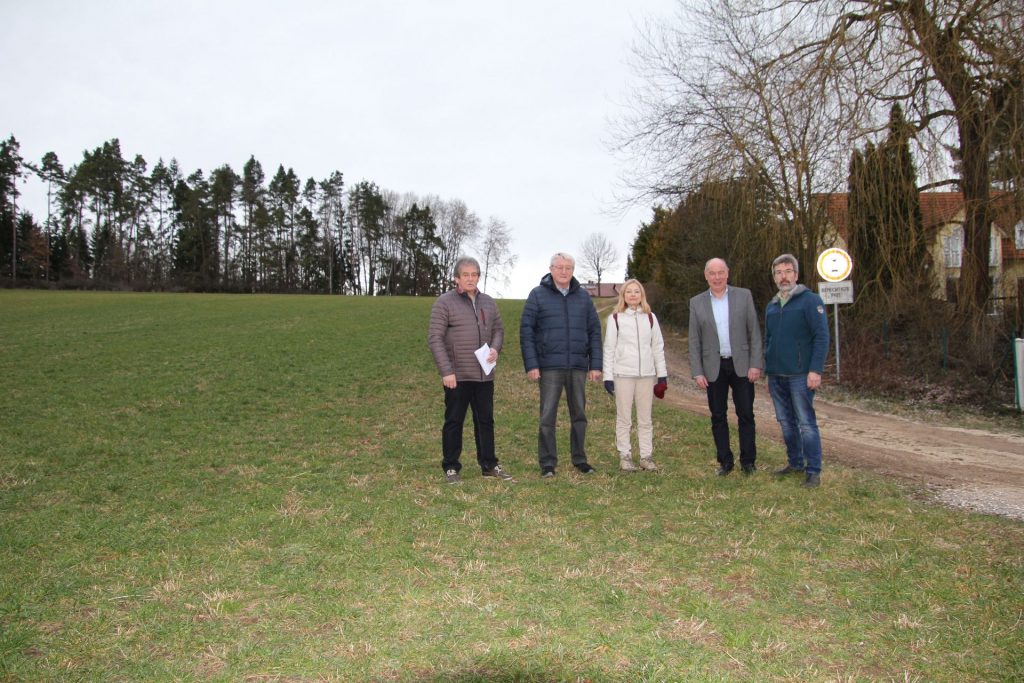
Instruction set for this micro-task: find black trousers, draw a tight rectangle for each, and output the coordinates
[441,381,496,473]
[706,357,756,468]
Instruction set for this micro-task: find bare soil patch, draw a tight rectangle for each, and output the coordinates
[662,332,1024,521]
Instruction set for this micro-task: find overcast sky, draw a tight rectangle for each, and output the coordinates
[1,0,676,298]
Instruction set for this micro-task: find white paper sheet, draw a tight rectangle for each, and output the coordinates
[475,343,496,376]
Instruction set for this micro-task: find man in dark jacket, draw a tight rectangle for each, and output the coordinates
[764,253,830,488]
[428,256,514,484]
[520,252,603,477]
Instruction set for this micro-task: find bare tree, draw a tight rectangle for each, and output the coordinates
[619,2,858,270]
[622,0,1024,330]
[476,217,517,295]
[429,196,481,282]
[579,232,620,288]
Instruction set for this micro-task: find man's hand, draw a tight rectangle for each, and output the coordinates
[604,380,615,395]
[695,375,708,390]
[486,348,499,363]
[442,374,457,389]
[526,369,541,382]
[588,370,602,382]
[748,368,762,382]
[807,371,821,390]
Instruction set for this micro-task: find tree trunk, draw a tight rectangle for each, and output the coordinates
[956,111,993,323]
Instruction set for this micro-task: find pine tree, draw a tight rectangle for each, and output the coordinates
[847,104,926,318]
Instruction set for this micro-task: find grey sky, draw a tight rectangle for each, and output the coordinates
[1,0,674,297]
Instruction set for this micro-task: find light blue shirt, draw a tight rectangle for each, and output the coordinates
[710,288,731,357]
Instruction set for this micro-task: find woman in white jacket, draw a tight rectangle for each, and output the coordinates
[602,279,668,472]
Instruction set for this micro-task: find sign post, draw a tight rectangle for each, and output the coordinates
[816,248,854,382]
[1015,338,1023,412]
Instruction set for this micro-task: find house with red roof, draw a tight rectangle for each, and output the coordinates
[581,281,622,298]
[818,191,1024,316]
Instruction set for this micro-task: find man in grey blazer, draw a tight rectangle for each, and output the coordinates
[688,258,764,475]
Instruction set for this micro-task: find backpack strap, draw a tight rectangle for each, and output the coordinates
[614,311,654,329]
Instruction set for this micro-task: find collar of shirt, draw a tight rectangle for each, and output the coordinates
[709,286,728,300]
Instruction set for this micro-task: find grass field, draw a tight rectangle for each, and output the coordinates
[1,290,1021,682]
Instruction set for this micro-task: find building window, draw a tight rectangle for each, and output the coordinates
[990,230,999,265]
[943,228,963,267]
[1016,220,1024,250]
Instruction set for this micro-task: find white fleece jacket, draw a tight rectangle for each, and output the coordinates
[602,308,668,380]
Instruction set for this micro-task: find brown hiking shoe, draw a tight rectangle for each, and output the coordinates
[482,465,516,482]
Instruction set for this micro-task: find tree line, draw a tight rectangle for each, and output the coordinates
[0,136,517,296]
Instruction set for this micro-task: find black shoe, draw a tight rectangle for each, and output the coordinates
[774,464,805,475]
[541,467,556,478]
[716,465,734,477]
[741,464,757,475]
[802,472,821,488]
[575,463,596,474]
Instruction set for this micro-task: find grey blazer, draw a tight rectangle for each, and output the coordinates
[688,286,764,382]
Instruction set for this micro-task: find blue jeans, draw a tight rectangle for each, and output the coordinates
[768,375,822,474]
[537,368,589,470]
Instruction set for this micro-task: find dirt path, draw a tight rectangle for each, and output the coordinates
[661,331,1024,521]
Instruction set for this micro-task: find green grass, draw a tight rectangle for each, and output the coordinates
[1,290,1021,682]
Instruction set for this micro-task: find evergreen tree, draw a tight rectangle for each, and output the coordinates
[0,135,25,279]
[147,159,181,287]
[318,171,345,294]
[847,104,926,318]
[240,157,266,292]
[347,181,387,295]
[16,213,47,280]
[73,139,129,282]
[626,207,668,284]
[122,154,150,285]
[37,151,65,281]
[58,161,92,280]
[210,164,240,289]
[173,171,219,289]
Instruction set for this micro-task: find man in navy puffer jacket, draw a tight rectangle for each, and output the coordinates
[764,253,830,488]
[520,252,603,477]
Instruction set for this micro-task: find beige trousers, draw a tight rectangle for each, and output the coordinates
[614,376,656,460]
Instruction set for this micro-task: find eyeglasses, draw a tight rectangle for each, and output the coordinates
[551,265,574,272]
[773,268,796,276]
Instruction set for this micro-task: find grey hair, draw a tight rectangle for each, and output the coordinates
[550,252,575,267]
[453,256,481,277]
[704,257,729,271]
[771,253,799,274]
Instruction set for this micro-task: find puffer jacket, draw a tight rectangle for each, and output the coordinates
[764,284,830,376]
[519,274,602,372]
[427,288,504,381]
[602,308,668,379]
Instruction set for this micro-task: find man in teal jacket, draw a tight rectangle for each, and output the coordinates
[764,253,830,488]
